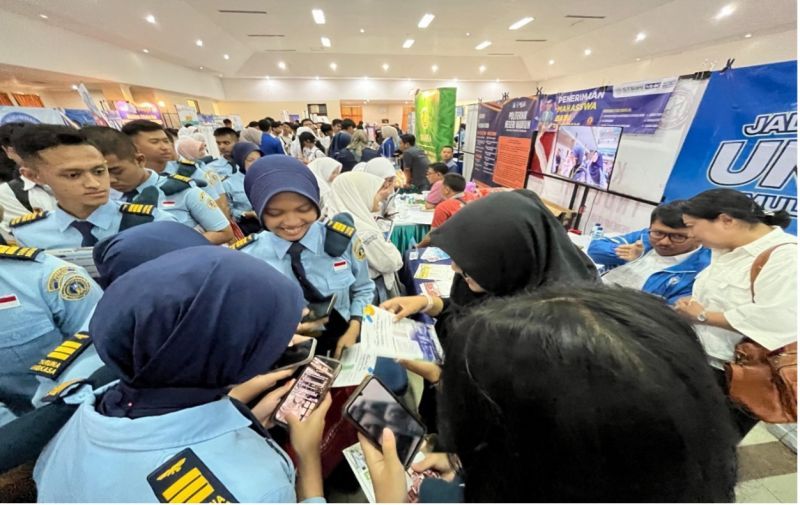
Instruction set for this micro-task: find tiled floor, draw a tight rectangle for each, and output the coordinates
[736,423,798,503]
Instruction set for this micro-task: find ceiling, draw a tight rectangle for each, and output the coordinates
[0,0,795,83]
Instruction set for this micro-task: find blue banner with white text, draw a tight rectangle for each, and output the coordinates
[662,61,797,234]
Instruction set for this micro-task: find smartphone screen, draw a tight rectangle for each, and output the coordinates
[302,295,337,323]
[345,376,427,467]
[270,338,316,372]
[274,356,340,426]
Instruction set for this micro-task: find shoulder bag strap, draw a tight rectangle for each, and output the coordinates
[750,243,796,302]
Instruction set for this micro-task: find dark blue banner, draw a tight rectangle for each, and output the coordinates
[663,61,797,234]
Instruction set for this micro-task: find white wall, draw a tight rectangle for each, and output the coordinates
[360,103,406,125]
[0,10,225,101]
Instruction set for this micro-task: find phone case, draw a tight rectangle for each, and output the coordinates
[272,356,341,428]
[270,338,317,373]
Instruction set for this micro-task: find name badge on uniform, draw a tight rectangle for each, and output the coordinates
[147,448,238,503]
[0,294,20,310]
[333,259,348,272]
[162,200,177,208]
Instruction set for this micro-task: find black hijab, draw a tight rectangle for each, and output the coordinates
[430,189,597,304]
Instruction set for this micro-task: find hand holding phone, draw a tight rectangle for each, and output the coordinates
[273,356,341,427]
[270,338,317,372]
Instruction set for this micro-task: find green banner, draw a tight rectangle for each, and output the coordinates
[414,87,456,162]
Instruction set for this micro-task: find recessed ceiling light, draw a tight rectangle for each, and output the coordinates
[223,53,230,60]
[321,37,331,47]
[264,75,270,80]
[548,59,555,65]
[715,4,736,19]
[329,62,337,70]
[195,39,204,47]
[635,32,647,42]
[71,84,78,90]
[418,13,435,28]
[142,48,150,53]
[145,14,156,24]
[635,57,642,62]
[584,48,592,56]
[479,65,486,73]
[199,66,204,70]
[453,78,458,82]
[475,40,492,50]
[431,64,439,72]
[744,32,752,38]
[278,61,287,70]
[218,73,223,77]
[315,76,320,80]
[495,78,500,83]
[39,13,48,19]
[403,39,415,49]
[466,32,470,36]
[363,76,369,81]
[360,28,365,33]
[312,9,325,24]
[382,63,390,71]
[157,100,166,107]
[508,17,534,30]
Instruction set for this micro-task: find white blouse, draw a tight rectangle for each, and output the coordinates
[692,227,797,366]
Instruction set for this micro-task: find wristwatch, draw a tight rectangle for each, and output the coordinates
[696,311,708,323]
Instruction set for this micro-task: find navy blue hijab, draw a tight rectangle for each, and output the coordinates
[232,141,262,173]
[244,154,321,224]
[93,221,210,288]
[90,246,304,418]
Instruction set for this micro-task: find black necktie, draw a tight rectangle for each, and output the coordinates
[122,189,139,202]
[287,242,327,302]
[70,221,97,247]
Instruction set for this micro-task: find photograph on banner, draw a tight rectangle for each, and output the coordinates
[75,83,113,127]
[414,87,457,162]
[114,101,162,123]
[0,106,71,126]
[552,77,677,135]
[472,101,502,187]
[662,61,797,233]
[62,109,98,126]
[175,104,199,125]
[548,126,623,191]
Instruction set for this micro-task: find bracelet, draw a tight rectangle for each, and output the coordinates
[422,293,435,313]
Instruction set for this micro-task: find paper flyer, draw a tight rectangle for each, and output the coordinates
[360,305,444,363]
[420,280,451,299]
[413,263,454,283]
[343,443,438,503]
[332,344,379,388]
[419,247,450,262]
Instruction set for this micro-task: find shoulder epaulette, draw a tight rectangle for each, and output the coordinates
[160,174,193,196]
[326,219,355,239]
[147,448,239,503]
[0,244,42,261]
[324,214,356,258]
[40,377,92,404]
[119,203,155,216]
[30,331,93,380]
[169,174,194,184]
[230,234,258,251]
[9,209,48,228]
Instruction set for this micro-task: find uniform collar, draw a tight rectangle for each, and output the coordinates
[136,170,161,192]
[77,397,251,451]
[267,221,323,258]
[54,200,117,232]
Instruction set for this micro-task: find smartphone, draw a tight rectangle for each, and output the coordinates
[273,355,341,428]
[343,375,427,468]
[302,295,337,323]
[270,338,316,373]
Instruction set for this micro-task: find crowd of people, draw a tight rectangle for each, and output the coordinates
[0,114,795,503]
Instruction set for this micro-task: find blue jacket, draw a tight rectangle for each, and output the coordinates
[260,134,286,156]
[587,228,711,305]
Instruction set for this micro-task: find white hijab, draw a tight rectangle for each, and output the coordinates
[308,157,342,201]
[291,126,315,159]
[357,157,396,180]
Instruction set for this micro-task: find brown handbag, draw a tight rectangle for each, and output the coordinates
[725,243,797,423]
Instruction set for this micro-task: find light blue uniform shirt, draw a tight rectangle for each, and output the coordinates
[138,170,229,232]
[222,171,253,219]
[34,395,325,502]
[164,160,223,200]
[238,222,375,320]
[205,157,236,178]
[11,200,178,249]
[0,250,101,425]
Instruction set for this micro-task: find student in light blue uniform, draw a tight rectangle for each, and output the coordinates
[235,154,375,359]
[207,126,240,178]
[34,247,330,502]
[82,126,233,245]
[224,142,261,235]
[0,245,101,426]
[8,125,177,249]
[29,222,211,409]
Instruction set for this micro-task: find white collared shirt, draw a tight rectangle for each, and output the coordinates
[0,175,57,234]
[692,227,797,365]
[602,248,698,290]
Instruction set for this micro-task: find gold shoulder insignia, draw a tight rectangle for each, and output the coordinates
[59,273,91,301]
[0,245,42,261]
[119,203,156,216]
[326,219,355,239]
[30,331,93,380]
[229,234,257,251]
[170,174,193,184]
[40,377,90,403]
[9,209,49,228]
[147,448,238,503]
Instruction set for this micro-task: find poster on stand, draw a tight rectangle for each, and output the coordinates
[175,104,199,125]
[0,106,71,125]
[414,87,456,162]
[62,109,98,126]
[663,61,797,233]
[76,83,114,127]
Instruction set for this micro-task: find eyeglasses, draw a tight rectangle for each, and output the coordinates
[649,230,689,243]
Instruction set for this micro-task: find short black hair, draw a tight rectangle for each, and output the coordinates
[428,162,449,176]
[341,119,356,130]
[400,134,416,146]
[213,127,239,138]
[320,123,332,134]
[265,116,275,123]
[247,121,259,128]
[257,118,272,131]
[443,173,466,192]
[332,119,343,127]
[682,188,792,229]
[298,131,316,145]
[301,118,314,126]
[121,119,165,137]
[183,122,192,128]
[11,124,94,163]
[440,285,738,502]
[222,118,232,125]
[441,145,454,152]
[0,122,30,148]
[81,126,138,160]
[650,200,688,229]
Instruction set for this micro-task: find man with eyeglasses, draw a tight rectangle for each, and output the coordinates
[587,201,710,304]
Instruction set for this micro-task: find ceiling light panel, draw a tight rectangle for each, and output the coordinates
[509,17,534,30]
[418,13,435,28]
[312,9,325,24]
